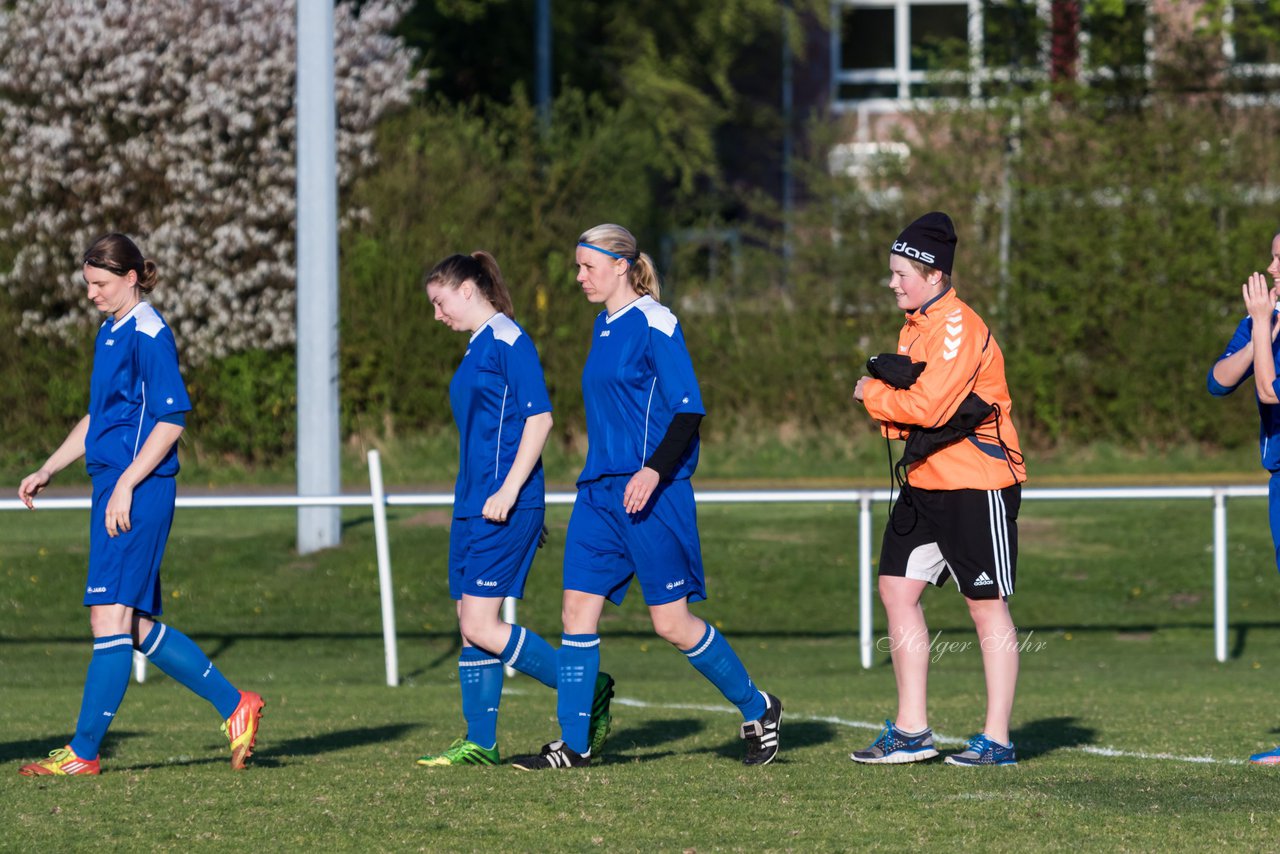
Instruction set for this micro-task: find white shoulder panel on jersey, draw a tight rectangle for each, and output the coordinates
[635,295,678,337]
[487,313,524,346]
[131,303,166,338]
[112,302,165,338]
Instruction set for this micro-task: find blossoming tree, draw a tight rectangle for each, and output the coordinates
[0,0,420,361]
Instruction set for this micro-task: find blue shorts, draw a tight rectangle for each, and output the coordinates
[448,506,545,600]
[563,475,705,607]
[85,473,176,615]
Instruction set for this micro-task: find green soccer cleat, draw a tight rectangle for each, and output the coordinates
[416,738,500,767]
[589,672,616,757]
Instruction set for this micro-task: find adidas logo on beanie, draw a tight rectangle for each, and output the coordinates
[890,211,957,276]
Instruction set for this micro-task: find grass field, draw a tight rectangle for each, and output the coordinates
[4,494,1280,851]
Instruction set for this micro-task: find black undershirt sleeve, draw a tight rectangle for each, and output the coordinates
[643,412,703,480]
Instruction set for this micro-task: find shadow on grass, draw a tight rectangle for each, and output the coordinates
[0,730,146,764]
[403,636,463,681]
[341,514,374,533]
[1011,716,1095,761]
[118,755,267,772]
[585,718,722,766]
[594,750,680,766]
[264,723,420,760]
[783,719,838,750]
[705,718,839,763]
[613,717,705,751]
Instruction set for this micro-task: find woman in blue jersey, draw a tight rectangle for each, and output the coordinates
[416,251,613,767]
[511,223,781,771]
[17,234,263,776]
[1208,228,1280,765]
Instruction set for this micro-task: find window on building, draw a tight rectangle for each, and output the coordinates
[1081,0,1150,94]
[1224,0,1280,97]
[838,5,898,101]
[832,0,1156,111]
[833,0,977,107]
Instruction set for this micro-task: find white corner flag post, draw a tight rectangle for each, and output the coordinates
[296,0,342,553]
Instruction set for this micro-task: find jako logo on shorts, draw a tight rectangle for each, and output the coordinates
[476,579,498,587]
[892,241,936,265]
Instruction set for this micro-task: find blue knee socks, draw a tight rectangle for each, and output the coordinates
[69,634,133,760]
[499,624,558,688]
[138,623,241,719]
[682,623,766,722]
[557,633,600,755]
[459,647,503,749]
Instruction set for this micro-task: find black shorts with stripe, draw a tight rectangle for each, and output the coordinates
[878,484,1021,600]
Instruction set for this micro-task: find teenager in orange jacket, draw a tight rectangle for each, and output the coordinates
[851,212,1027,767]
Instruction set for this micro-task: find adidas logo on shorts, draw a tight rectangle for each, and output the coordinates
[973,572,994,586]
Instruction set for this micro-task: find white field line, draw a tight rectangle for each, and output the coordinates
[605,697,1248,766]
[502,689,1247,765]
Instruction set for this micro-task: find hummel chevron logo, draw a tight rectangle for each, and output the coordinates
[973,572,994,586]
[946,323,962,336]
[943,337,961,361]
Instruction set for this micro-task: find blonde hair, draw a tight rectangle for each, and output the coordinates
[578,223,661,301]
[906,257,952,290]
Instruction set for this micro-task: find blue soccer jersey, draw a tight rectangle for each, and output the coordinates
[578,295,705,485]
[1207,312,1280,472]
[85,303,191,479]
[450,313,553,517]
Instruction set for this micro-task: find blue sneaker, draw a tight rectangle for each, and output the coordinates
[850,720,938,764]
[945,734,1017,766]
[1249,744,1280,765]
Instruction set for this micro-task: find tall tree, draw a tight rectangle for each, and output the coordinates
[398,0,825,203]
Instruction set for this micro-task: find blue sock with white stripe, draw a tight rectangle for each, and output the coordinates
[459,646,503,749]
[500,624,557,688]
[681,622,766,722]
[138,623,241,719]
[69,634,133,759]
[557,633,599,754]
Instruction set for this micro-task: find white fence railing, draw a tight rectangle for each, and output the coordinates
[0,451,1267,683]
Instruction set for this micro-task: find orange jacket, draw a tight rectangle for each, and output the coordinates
[862,288,1026,491]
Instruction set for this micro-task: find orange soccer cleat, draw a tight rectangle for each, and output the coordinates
[19,746,100,777]
[221,690,265,770]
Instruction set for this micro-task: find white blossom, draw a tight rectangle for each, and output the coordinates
[0,0,421,361]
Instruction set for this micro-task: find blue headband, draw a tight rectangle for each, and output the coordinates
[578,241,634,265]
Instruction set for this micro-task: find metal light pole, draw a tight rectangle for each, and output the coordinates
[535,0,552,132]
[295,0,342,553]
[781,0,795,289]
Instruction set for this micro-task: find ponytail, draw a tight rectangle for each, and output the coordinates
[470,250,514,317]
[423,250,515,318]
[630,252,660,301]
[138,259,158,294]
[83,233,157,293]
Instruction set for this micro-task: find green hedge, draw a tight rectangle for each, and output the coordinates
[3,91,1275,469]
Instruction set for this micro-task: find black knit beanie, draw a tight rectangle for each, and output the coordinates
[890,211,956,276]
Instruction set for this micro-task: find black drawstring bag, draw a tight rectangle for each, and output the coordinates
[866,352,926,390]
